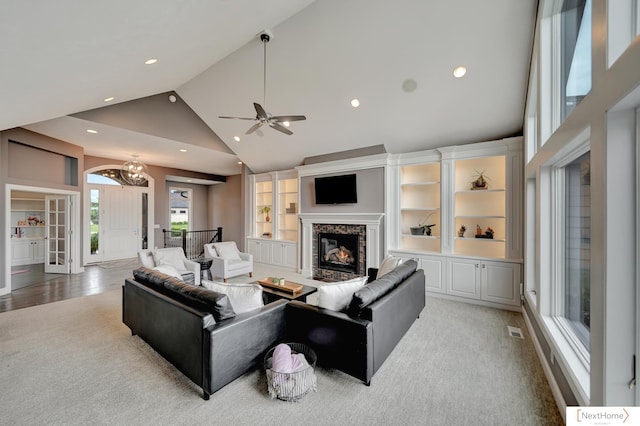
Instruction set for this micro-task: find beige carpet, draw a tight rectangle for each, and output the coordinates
[0,288,563,425]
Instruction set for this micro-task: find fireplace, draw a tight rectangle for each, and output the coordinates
[318,232,359,274]
[299,213,384,281]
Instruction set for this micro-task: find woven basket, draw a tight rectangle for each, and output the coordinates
[264,343,317,401]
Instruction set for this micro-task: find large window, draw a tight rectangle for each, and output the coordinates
[558,0,592,122]
[562,151,590,350]
[169,188,192,232]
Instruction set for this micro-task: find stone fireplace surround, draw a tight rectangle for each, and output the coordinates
[299,213,384,280]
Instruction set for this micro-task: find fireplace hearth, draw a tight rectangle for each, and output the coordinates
[318,232,359,274]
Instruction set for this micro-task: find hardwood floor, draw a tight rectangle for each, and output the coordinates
[1,260,135,313]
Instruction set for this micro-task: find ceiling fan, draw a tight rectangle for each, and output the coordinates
[218,31,306,136]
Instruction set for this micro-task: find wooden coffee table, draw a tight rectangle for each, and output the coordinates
[256,278,317,303]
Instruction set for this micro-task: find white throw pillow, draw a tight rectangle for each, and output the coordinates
[152,264,182,279]
[213,242,242,260]
[377,255,404,278]
[152,249,185,271]
[317,276,368,311]
[202,280,264,314]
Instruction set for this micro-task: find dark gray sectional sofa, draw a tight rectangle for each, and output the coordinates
[122,267,287,400]
[122,260,425,399]
[286,260,425,385]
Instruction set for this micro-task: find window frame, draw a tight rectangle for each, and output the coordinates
[550,139,591,370]
[547,0,592,131]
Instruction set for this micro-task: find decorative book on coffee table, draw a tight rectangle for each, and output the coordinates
[257,278,303,294]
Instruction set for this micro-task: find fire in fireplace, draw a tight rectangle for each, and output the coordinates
[318,232,359,274]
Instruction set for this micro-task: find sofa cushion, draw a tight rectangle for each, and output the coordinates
[202,280,264,314]
[347,260,418,313]
[212,242,242,260]
[152,248,185,271]
[317,276,367,311]
[133,267,236,321]
[377,255,404,278]
[152,264,182,280]
[226,258,251,272]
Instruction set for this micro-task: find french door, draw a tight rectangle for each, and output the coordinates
[45,195,70,274]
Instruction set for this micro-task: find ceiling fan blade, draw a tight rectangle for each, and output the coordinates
[269,121,293,135]
[246,122,265,135]
[253,103,269,120]
[218,116,255,120]
[272,115,306,122]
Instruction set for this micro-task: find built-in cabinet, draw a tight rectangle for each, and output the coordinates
[10,198,46,266]
[12,239,45,265]
[246,138,523,310]
[390,137,523,311]
[248,170,298,270]
[247,239,297,269]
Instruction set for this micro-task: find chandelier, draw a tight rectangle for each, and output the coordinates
[121,155,149,186]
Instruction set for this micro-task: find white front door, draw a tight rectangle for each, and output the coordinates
[45,195,70,274]
[102,186,139,261]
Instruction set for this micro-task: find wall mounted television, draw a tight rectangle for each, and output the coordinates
[314,174,358,204]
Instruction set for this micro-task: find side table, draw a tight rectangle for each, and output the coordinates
[191,257,213,281]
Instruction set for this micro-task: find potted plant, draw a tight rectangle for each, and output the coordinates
[410,212,436,236]
[470,169,491,190]
[258,206,271,222]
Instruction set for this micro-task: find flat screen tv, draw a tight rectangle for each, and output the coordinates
[314,174,358,204]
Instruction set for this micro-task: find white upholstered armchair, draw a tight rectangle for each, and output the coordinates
[138,247,201,286]
[203,241,253,282]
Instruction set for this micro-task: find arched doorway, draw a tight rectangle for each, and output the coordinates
[83,166,154,264]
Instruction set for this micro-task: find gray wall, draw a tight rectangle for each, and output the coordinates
[208,174,243,247]
[299,167,386,264]
[1,128,85,291]
[0,129,239,293]
[299,167,385,214]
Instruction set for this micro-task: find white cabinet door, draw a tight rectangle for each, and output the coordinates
[32,240,45,263]
[271,242,284,265]
[421,256,445,293]
[247,238,271,263]
[247,239,259,259]
[447,258,481,299]
[481,261,521,306]
[11,239,45,266]
[282,242,297,269]
[11,240,32,265]
[258,241,272,263]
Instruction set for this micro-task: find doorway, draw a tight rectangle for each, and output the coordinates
[84,165,154,265]
[3,185,81,296]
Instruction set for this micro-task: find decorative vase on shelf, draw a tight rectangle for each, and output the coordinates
[265,213,270,222]
[410,226,424,235]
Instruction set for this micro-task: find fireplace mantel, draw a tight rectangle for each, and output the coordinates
[299,213,384,278]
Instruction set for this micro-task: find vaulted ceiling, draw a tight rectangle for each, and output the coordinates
[1,0,537,176]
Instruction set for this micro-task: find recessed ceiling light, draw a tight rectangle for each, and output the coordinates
[179,149,187,153]
[237,161,243,165]
[282,121,290,127]
[145,58,158,65]
[402,79,418,93]
[104,97,114,102]
[233,136,240,142]
[351,98,360,108]
[86,129,98,134]
[453,66,467,78]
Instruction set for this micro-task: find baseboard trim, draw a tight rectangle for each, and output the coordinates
[522,306,567,422]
